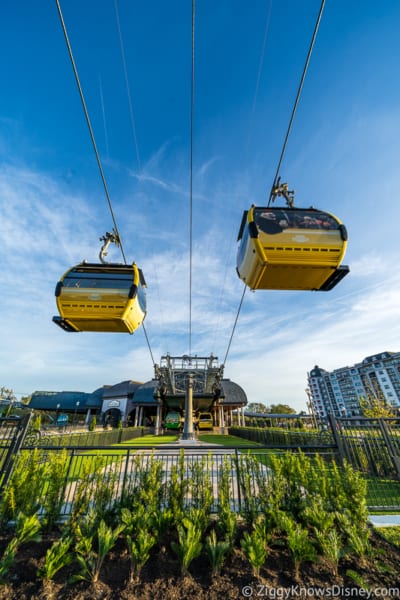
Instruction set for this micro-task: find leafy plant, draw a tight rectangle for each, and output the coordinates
[346,569,370,589]
[315,528,343,576]
[42,449,69,531]
[0,538,19,584]
[166,450,189,524]
[344,522,371,561]
[302,496,335,535]
[240,519,268,579]
[120,507,156,582]
[149,507,174,547]
[235,454,262,528]
[188,456,213,531]
[68,455,118,531]
[217,457,237,546]
[205,528,230,577]
[0,512,41,583]
[277,512,315,581]
[37,536,73,582]
[171,517,202,577]
[121,453,165,515]
[0,449,48,522]
[73,518,123,583]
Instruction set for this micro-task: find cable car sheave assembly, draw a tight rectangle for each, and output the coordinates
[53,232,147,334]
[236,180,349,292]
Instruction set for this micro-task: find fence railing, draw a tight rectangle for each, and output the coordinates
[230,418,400,511]
[228,426,335,449]
[329,416,400,479]
[1,443,387,520]
[2,416,400,514]
[0,414,32,493]
[22,425,152,449]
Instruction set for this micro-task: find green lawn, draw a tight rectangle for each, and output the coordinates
[366,477,400,510]
[115,434,179,446]
[197,433,262,446]
[375,526,400,547]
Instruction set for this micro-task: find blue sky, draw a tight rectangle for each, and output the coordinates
[1,0,400,411]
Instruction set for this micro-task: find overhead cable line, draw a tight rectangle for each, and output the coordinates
[222,1,326,368]
[267,0,326,207]
[56,0,156,367]
[113,0,157,366]
[244,0,273,159]
[114,0,142,173]
[188,0,195,356]
[222,285,247,366]
[215,1,272,355]
[55,0,127,264]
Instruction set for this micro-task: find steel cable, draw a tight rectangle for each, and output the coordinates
[188,0,195,356]
[267,0,326,206]
[223,0,326,367]
[55,0,127,264]
[56,0,157,367]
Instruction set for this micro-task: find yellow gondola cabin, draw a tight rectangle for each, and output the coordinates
[236,206,349,291]
[53,262,147,333]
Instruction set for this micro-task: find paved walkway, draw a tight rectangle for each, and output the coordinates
[369,515,400,527]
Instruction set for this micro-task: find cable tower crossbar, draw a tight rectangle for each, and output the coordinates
[267,0,326,207]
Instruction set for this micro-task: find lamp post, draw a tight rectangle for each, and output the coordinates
[56,403,60,428]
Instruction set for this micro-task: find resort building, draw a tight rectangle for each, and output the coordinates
[307,351,400,421]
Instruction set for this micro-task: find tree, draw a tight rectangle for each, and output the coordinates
[359,395,396,419]
[267,404,296,414]
[247,403,269,414]
[0,387,17,417]
[0,387,16,401]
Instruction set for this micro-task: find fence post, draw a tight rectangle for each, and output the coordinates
[0,413,32,496]
[327,413,347,465]
[378,419,400,480]
[120,448,131,499]
[61,449,76,518]
[234,449,242,512]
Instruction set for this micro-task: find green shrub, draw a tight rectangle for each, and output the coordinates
[171,517,203,577]
[205,528,230,576]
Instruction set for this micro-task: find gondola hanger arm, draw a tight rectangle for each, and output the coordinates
[270,177,295,208]
[99,230,121,264]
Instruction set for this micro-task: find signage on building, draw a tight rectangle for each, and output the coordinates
[108,400,120,408]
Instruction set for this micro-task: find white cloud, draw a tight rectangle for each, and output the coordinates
[1,154,400,412]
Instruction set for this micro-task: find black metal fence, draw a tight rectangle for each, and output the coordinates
[330,415,400,478]
[330,415,400,511]
[229,425,335,449]
[230,416,400,511]
[0,446,342,521]
[2,415,400,515]
[22,425,152,449]
[0,414,32,493]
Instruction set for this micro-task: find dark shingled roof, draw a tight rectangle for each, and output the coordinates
[29,378,246,411]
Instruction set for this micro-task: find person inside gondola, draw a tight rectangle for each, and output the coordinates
[258,211,288,234]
